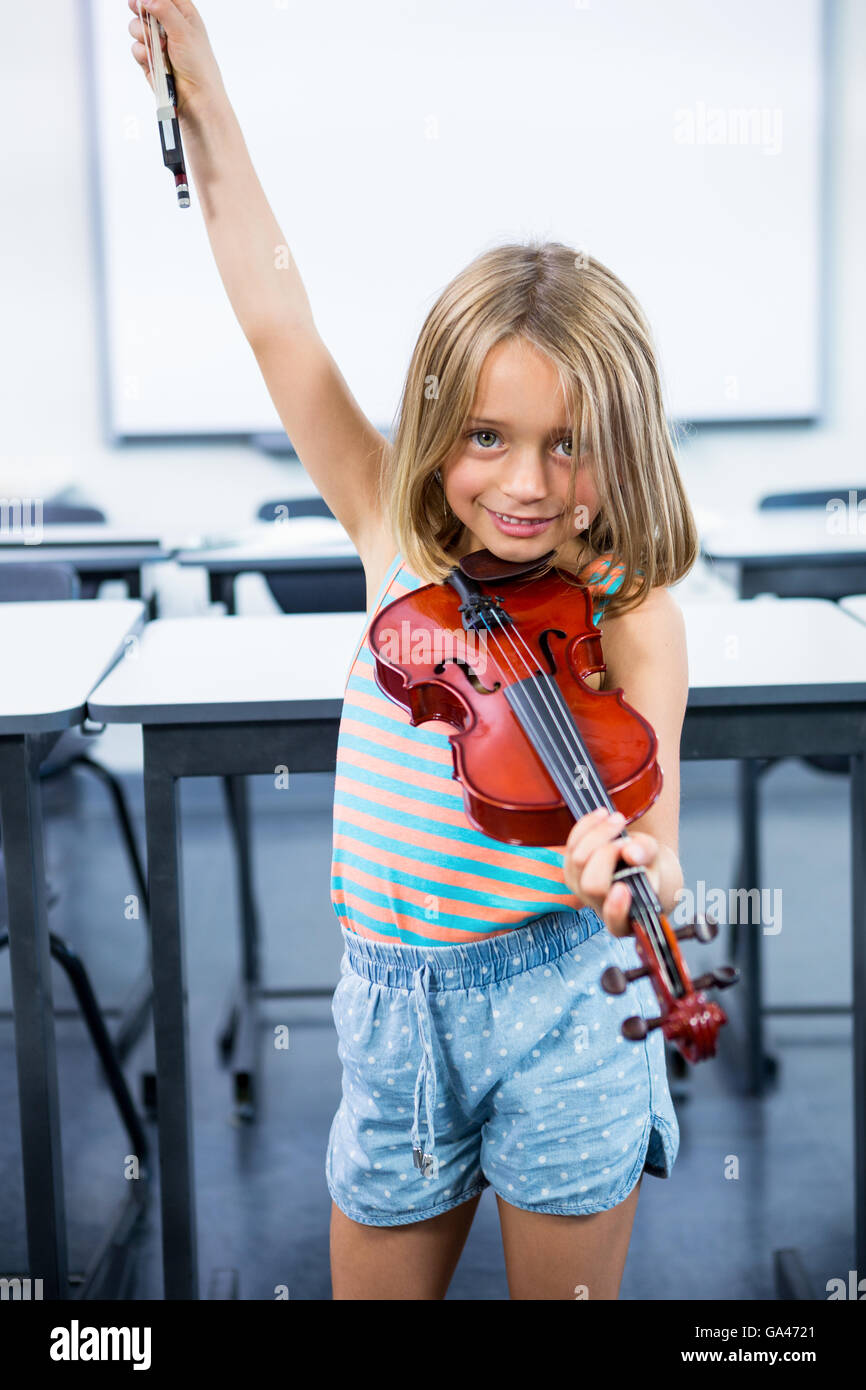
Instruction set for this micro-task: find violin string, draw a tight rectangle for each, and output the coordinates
[505,676,665,956]
[502,619,662,920]
[483,614,677,988]
[464,601,677,984]
[476,606,658,919]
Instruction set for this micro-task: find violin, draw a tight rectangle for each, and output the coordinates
[368,547,739,1063]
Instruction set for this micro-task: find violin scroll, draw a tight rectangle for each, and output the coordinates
[602,910,741,1064]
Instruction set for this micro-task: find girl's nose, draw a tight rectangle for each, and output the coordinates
[499,454,553,502]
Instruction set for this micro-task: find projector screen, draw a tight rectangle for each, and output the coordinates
[87,0,824,440]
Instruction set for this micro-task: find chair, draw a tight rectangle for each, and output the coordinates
[36,501,159,618]
[255,495,366,614]
[39,503,107,601]
[758,487,864,510]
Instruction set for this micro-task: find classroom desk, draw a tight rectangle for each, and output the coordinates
[0,599,147,1300]
[0,525,175,614]
[702,507,866,599]
[702,515,866,1095]
[87,598,866,1301]
[176,519,360,614]
[177,524,363,1090]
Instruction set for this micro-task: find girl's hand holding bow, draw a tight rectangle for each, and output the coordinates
[128,0,225,120]
[562,807,667,938]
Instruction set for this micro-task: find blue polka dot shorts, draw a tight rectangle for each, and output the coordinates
[326,907,679,1226]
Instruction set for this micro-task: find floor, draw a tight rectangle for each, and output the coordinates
[0,754,855,1300]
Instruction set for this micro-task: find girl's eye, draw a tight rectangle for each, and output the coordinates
[469,430,499,449]
[467,430,573,455]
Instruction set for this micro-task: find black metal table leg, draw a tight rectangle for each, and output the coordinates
[218,773,261,1113]
[142,726,198,1300]
[852,750,866,1278]
[0,732,69,1299]
[731,757,778,1095]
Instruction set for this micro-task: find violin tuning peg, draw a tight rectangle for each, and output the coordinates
[601,964,651,995]
[693,965,741,992]
[601,966,627,995]
[674,913,719,945]
[622,1014,664,1041]
[712,965,740,989]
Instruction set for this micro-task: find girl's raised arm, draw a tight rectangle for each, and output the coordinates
[129,0,390,555]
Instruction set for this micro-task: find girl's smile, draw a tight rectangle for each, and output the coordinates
[483,505,563,538]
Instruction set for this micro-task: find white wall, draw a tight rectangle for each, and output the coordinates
[2,1,864,622]
[93,0,824,435]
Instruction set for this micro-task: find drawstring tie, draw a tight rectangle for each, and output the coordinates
[409,963,439,1179]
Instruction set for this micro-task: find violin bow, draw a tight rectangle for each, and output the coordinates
[137,2,190,208]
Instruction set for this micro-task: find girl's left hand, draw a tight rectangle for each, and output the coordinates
[562,808,663,937]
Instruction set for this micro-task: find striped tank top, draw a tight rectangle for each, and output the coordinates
[329,550,626,946]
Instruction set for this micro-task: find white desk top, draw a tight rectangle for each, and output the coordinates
[0,525,166,549]
[88,611,368,723]
[0,547,172,569]
[86,598,866,726]
[839,595,866,625]
[176,518,357,570]
[682,597,866,704]
[702,508,866,563]
[0,600,147,732]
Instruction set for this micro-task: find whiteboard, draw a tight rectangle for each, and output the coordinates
[88,0,824,439]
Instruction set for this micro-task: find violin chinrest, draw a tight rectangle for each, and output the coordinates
[456,548,556,583]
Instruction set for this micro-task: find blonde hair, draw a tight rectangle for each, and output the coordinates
[378,241,698,620]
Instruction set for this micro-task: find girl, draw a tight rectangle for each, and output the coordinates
[130,0,697,1301]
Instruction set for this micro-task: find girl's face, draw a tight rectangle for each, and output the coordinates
[441,337,601,561]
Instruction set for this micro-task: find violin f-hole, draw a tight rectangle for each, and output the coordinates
[538,628,567,675]
[434,658,501,696]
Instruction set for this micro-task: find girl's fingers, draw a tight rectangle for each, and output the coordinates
[601,882,633,936]
[567,812,627,873]
[137,0,190,41]
[574,836,628,902]
[130,0,198,21]
[563,813,661,937]
[129,16,167,43]
[566,807,609,846]
[130,39,154,82]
